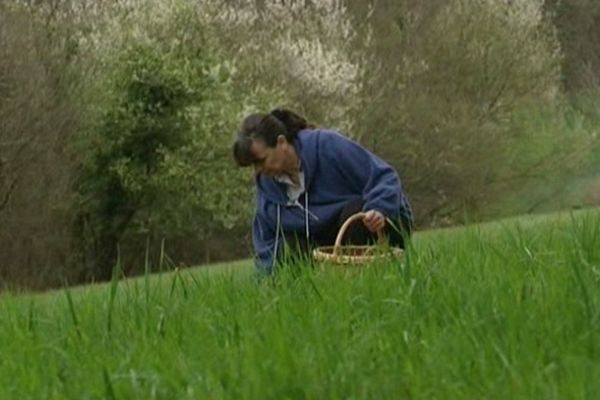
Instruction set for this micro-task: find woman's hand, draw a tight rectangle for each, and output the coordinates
[363,210,385,233]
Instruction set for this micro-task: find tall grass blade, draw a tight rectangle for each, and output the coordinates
[107,257,122,337]
[144,235,151,311]
[103,367,117,400]
[64,287,81,339]
[27,300,35,335]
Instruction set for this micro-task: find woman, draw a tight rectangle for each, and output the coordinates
[233,109,413,274]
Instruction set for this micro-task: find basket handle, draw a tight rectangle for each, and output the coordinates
[333,212,384,256]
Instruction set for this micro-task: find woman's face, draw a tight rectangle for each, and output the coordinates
[250,136,290,177]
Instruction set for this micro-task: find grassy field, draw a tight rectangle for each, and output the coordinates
[1,209,599,399]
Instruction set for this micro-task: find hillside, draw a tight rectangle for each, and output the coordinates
[1,208,598,398]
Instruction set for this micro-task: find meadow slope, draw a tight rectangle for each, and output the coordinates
[1,209,599,399]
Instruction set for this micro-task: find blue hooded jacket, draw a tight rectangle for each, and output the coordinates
[253,128,412,274]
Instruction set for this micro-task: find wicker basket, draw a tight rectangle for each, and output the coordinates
[312,212,403,265]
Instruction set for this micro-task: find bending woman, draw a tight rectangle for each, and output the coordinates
[232,109,413,274]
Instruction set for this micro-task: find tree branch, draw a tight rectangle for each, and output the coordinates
[0,177,19,212]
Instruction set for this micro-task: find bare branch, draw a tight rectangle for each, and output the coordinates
[0,176,19,212]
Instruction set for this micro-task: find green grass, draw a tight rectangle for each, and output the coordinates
[1,209,599,399]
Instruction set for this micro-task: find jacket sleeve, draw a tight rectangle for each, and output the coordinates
[322,131,408,219]
[252,206,281,275]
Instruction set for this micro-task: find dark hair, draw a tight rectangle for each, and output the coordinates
[232,108,310,167]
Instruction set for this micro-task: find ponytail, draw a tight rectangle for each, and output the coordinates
[269,108,310,139]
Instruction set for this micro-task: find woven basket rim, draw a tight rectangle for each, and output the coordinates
[312,245,402,265]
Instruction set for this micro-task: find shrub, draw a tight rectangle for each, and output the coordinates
[73,1,285,279]
[350,0,573,225]
[191,0,366,132]
[545,0,600,93]
[0,2,84,288]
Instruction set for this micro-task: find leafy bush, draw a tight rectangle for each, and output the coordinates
[73,1,285,279]
[350,0,575,225]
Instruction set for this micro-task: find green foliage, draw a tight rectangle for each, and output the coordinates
[1,209,599,398]
[73,1,285,278]
[349,0,572,225]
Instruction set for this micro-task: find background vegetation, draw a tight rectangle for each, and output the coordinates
[1,0,599,288]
